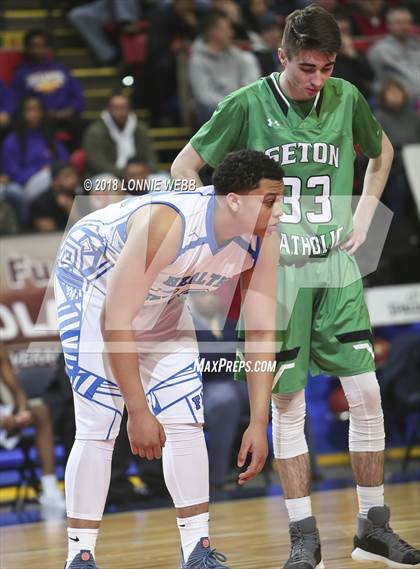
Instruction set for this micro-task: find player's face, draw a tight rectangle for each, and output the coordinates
[279,49,336,101]
[241,178,284,237]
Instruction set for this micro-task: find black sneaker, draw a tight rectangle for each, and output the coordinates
[65,550,99,569]
[283,517,325,568]
[352,505,420,567]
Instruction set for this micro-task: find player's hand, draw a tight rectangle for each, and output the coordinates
[127,410,166,460]
[340,224,368,256]
[237,421,268,485]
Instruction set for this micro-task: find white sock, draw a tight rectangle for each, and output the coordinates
[41,474,59,495]
[66,527,99,567]
[285,496,312,522]
[177,512,209,562]
[357,485,384,518]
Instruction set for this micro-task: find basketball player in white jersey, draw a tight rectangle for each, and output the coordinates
[54,150,284,569]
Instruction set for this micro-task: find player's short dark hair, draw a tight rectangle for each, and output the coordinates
[282,5,341,58]
[213,150,284,196]
[24,29,51,49]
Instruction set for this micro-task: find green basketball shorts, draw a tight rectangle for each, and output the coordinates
[236,249,375,393]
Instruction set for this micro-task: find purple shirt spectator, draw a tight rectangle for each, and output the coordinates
[1,130,68,185]
[0,80,15,115]
[12,61,85,114]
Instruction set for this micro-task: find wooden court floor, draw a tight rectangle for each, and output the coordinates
[1,483,419,569]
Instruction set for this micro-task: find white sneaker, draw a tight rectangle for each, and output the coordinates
[39,487,66,519]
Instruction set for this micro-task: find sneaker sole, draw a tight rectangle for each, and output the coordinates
[283,563,325,568]
[352,547,420,568]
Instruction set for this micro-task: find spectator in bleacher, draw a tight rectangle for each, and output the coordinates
[188,291,250,491]
[252,13,283,77]
[0,79,14,143]
[350,0,387,37]
[333,11,375,99]
[0,195,19,236]
[88,173,124,211]
[189,10,261,125]
[375,79,420,220]
[0,82,17,225]
[84,93,157,178]
[243,0,278,33]
[1,96,69,207]
[0,171,27,230]
[29,161,80,232]
[123,157,151,196]
[67,0,140,66]
[296,0,339,16]
[12,29,85,149]
[212,0,249,40]
[376,79,420,148]
[42,353,75,464]
[146,0,205,126]
[0,343,65,515]
[367,6,420,105]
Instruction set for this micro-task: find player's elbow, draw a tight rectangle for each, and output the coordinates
[171,143,204,180]
[171,154,195,180]
[170,156,185,180]
[383,132,394,161]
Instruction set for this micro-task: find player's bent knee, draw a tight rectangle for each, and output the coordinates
[340,372,382,415]
[271,390,308,459]
[340,373,385,452]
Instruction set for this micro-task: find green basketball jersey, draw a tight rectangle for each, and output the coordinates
[191,74,383,259]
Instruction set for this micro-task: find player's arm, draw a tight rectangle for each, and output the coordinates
[171,142,206,185]
[342,96,394,255]
[237,233,279,484]
[171,94,246,183]
[102,205,182,459]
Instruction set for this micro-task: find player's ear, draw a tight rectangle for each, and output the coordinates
[226,192,240,213]
[278,48,287,67]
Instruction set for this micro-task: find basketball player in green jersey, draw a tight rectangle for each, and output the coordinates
[172,5,420,569]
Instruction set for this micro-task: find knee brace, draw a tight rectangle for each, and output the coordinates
[271,390,308,459]
[65,438,115,520]
[162,424,209,509]
[340,372,385,452]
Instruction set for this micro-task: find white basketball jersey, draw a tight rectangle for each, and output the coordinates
[56,187,260,305]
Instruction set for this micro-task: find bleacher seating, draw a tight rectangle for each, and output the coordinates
[0,3,193,171]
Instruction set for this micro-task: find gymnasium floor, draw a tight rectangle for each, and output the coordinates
[2,483,419,569]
